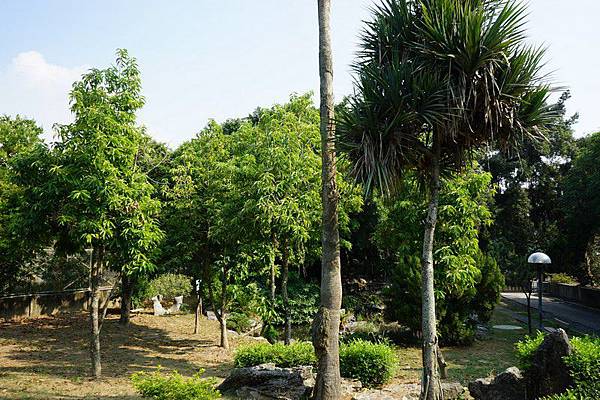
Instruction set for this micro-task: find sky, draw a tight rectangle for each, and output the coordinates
[0,1,598,147]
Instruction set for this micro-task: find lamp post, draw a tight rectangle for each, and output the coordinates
[528,252,551,330]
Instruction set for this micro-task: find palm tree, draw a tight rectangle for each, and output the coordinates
[338,1,556,399]
[313,0,343,398]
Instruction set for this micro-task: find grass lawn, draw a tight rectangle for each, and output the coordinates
[393,301,527,385]
[0,303,529,399]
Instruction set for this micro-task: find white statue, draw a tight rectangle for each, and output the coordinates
[169,295,183,313]
[152,295,166,316]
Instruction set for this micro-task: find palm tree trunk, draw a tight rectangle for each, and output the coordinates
[420,139,442,400]
[313,0,342,398]
[282,242,291,345]
[119,274,133,325]
[89,246,103,378]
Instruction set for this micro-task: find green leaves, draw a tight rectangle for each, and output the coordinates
[338,0,556,194]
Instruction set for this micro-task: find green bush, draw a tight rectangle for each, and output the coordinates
[226,312,253,333]
[147,274,192,302]
[549,273,578,285]
[234,342,316,368]
[235,340,397,387]
[131,369,220,400]
[542,390,579,400]
[517,334,600,399]
[564,336,600,398]
[515,331,546,370]
[339,339,397,387]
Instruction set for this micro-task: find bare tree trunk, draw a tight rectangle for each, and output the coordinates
[207,265,229,349]
[271,235,278,303]
[282,243,291,345]
[220,315,229,350]
[89,246,103,378]
[313,1,342,398]
[119,274,133,325]
[420,139,443,400]
[194,277,203,334]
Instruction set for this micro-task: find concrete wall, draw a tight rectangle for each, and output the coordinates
[0,287,116,321]
[543,283,600,310]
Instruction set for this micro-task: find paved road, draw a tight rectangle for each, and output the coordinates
[501,292,600,335]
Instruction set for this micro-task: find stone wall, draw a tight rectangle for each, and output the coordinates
[543,283,600,309]
[0,287,116,321]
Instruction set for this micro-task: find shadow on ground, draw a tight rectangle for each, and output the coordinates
[0,312,229,382]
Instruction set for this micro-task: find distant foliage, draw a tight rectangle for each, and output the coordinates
[549,273,578,285]
[146,274,192,302]
[226,312,254,333]
[131,369,220,400]
[273,276,320,326]
[234,342,316,368]
[584,234,600,287]
[339,339,397,387]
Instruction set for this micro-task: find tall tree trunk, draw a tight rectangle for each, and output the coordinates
[313,1,342,398]
[282,242,291,345]
[420,138,443,400]
[119,274,134,325]
[271,235,278,303]
[89,246,103,378]
[220,314,229,350]
[207,265,229,349]
[194,277,203,335]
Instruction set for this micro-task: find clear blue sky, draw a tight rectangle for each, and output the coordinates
[1,1,598,147]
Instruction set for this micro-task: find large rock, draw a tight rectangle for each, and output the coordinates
[217,363,314,400]
[469,367,526,400]
[526,328,573,400]
[218,363,361,400]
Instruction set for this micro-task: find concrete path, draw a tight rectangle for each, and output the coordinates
[501,292,600,335]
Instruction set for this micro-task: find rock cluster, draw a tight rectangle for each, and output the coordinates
[469,328,574,400]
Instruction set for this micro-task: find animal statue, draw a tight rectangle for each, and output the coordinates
[151,295,166,316]
[169,295,183,313]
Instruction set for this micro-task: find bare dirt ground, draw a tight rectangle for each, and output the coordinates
[0,305,524,399]
[0,312,254,399]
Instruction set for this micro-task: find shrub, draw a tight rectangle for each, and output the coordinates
[234,342,316,368]
[564,336,600,398]
[131,369,220,400]
[273,275,320,326]
[147,274,192,302]
[515,331,546,370]
[542,390,579,400]
[339,339,397,387]
[549,273,578,285]
[226,312,253,333]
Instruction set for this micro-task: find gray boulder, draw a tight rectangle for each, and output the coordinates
[218,363,361,400]
[468,367,526,400]
[217,363,314,400]
[526,328,573,400]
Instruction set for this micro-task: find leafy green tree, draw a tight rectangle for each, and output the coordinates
[377,167,499,344]
[338,1,555,397]
[162,121,233,342]
[483,92,577,283]
[50,50,162,377]
[120,133,171,325]
[162,95,361,348]
[563,131,600,284]
[0,116,45,293]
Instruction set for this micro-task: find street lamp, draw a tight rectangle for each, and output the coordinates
[528,252,551,330]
